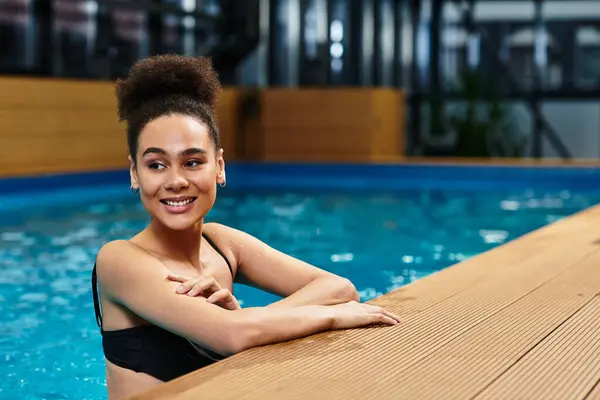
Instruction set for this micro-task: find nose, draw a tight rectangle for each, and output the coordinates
[165,168,189,192]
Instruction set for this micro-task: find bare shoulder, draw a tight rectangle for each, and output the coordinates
[203,222,243,255]
[203,222,237,236]
[95,240,165,299]
[96,240,138,266]
[96,240,144,274]
[203,222,257,243]
[203,222,283,264]
[202,223,266,262]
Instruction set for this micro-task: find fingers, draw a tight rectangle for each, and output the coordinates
[167,273,189,283]
[370,305,401,323]
[188,277,221,297]
[373,314,399,326]
[175,277,221,296]
[383,309,402,323]
[367,305,401,325]
[176,279,196,294]
[206,289,229,303]
[207,289,237,304]
[168,273,232,302]
[207,289,241,310]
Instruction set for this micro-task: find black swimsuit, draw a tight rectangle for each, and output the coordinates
[91,233,234,381]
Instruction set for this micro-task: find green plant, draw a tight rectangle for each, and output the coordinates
[440,69,528,157]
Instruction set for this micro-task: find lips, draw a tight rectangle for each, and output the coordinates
[160,197,197,207]
[159,197,197,213]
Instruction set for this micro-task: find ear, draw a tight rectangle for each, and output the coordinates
[216,148,226,185]
[129,155,139,190]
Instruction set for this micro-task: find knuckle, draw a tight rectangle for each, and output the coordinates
[182,281,196,289]
[201,278,214,288]
[200,279,213,288]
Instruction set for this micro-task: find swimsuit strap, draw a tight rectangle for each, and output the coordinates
[91,263,103,330]
[202,232,234,277]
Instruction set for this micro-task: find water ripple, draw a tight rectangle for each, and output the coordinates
[0,186,599,399]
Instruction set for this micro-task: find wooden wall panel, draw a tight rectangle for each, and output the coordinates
[0,77,240,177]
[214,89,239,161]
[370,90,405,160]
[0,79,406,177]
[257,89,405,162]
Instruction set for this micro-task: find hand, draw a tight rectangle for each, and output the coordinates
[330,300,401,330]
[167,273,241,310]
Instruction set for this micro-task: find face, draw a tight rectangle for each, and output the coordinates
[129,114,225,231]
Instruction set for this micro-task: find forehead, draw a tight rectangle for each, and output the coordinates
[139,114,211,153]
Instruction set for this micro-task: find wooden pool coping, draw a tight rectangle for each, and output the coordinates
[132,204,600,400]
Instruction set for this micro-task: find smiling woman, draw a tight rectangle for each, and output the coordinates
[92,54,401,400]
[146,145,204,215]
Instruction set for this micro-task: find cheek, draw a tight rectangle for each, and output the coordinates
[193,176,218,207]
[193,169,218,190]
[139,175,160,192]
[136,171,163,197]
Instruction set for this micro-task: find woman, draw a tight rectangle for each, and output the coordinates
[92,54,401,400]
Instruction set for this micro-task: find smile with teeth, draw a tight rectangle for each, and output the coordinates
[161,198,196,207]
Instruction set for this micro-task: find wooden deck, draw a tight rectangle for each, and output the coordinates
[133,204,600,400]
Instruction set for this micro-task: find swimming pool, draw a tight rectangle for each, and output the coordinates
[1,163,599,400]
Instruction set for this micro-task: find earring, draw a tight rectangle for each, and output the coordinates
[130,185,139,193]
[219,180,226,188]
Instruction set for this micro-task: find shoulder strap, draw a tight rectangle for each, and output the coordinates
[91,264,103,330]
[202,232,234,276]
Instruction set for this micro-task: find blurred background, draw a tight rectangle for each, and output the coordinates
[3,2,600,399]
[3,0,600,166]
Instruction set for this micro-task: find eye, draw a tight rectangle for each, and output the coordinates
[148,162,166,170]
[185,160,204,168]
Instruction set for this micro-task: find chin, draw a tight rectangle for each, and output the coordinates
[158,214,202,231]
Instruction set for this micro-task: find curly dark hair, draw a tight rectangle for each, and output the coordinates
[115,54,221,162]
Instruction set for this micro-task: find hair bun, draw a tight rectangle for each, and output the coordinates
[116,54,220,122]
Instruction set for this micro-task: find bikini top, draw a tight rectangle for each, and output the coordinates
[91,233,234,381]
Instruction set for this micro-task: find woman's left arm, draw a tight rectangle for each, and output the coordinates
[205,223,360,308]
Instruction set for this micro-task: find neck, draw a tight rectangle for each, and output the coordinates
[147,219,204,268]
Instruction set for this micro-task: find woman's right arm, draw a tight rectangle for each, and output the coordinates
[96,240,400,356]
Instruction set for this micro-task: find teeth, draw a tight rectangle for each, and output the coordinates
[164,198,193,207]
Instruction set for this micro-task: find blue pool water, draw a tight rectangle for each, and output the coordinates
[1,164,600,400]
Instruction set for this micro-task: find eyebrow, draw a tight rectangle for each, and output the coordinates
[142,147,208,157]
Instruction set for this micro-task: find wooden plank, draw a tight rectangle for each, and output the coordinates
[475,296,600,400]
[372,249,600,400]
[586,382,600,400]
[132,206,600,400]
